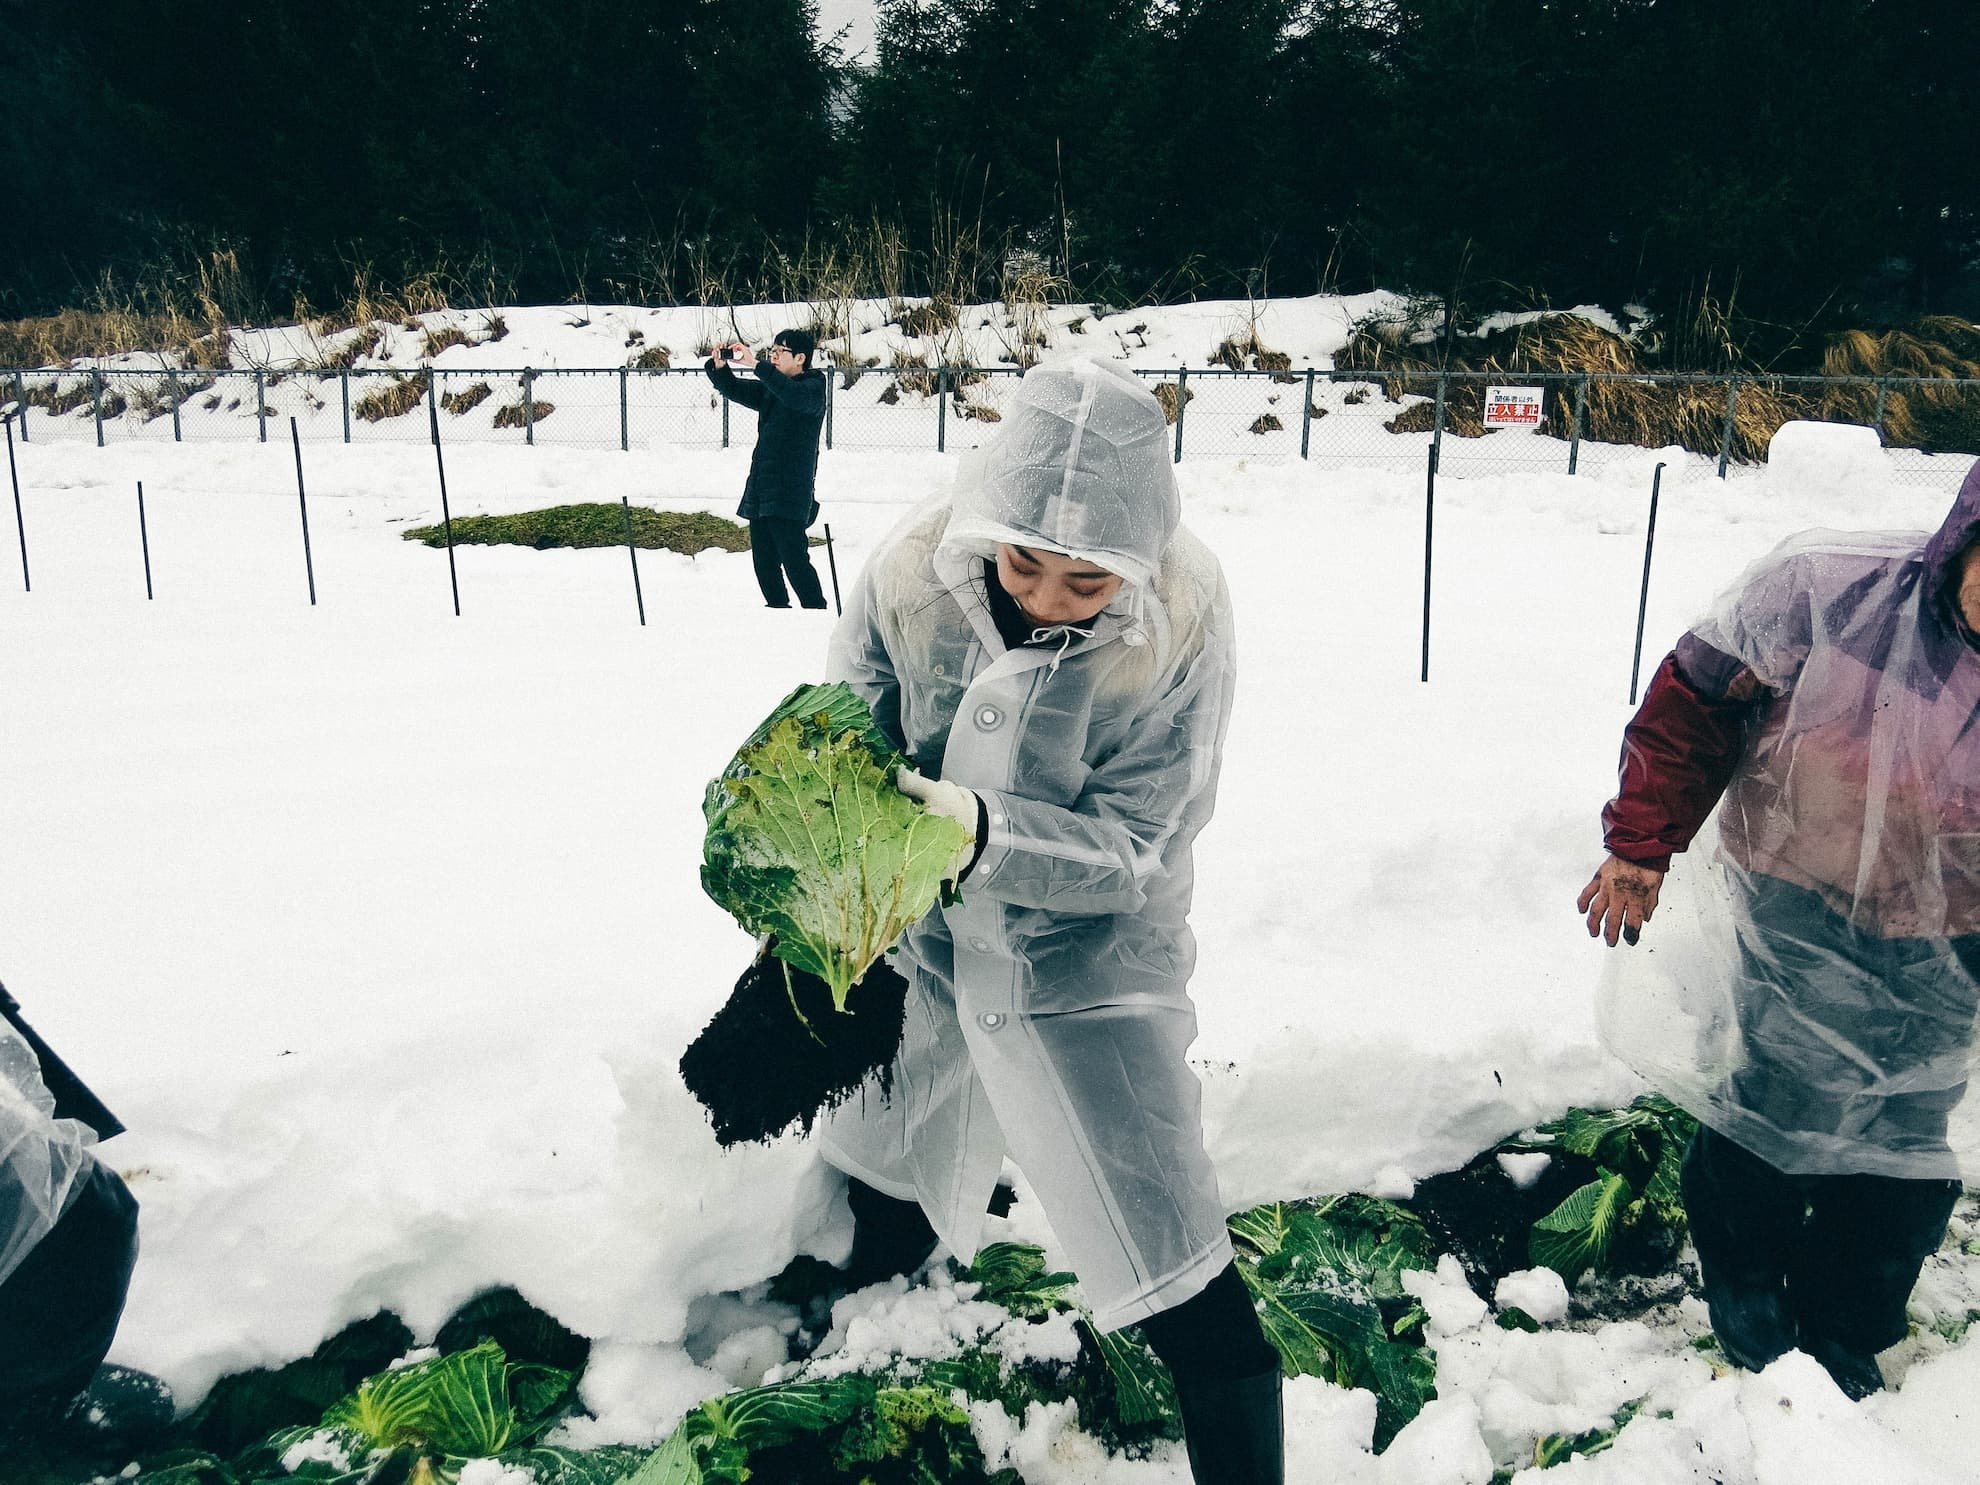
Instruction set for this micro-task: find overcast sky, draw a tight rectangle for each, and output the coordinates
[816,0,878,62]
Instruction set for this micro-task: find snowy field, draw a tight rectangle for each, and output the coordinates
[6,352,1980,1480]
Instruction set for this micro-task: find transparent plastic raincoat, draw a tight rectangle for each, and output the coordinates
[0,1021,98,1287]
[818,357,1238,1330]
[1600,465,1980,1180]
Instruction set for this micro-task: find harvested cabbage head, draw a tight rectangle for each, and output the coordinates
[702,683,971,1007]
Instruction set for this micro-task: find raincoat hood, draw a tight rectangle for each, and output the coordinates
[939,356,1180,593]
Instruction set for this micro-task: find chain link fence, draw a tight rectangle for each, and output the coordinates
[8,363,1977,493]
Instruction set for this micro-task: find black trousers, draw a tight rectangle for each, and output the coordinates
[0,1161,140,1411]
[847,1178,1276,1381]
[1682,1123,1957,1355]
[749,518,826,609]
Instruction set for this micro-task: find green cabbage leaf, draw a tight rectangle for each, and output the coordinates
[701,683,971,1008]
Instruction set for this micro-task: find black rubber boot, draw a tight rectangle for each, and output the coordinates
[1800,1335,1886,1400]
[1681,1128,1803,1371]
[1175,1367,1284,1485]
[840,1178,940,1291]
[0,1162,140,1409]
[1789,1170,1958,1399]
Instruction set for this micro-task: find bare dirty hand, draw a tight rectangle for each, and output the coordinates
[1577,855,1666,946]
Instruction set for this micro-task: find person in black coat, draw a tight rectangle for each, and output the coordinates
[705,328,829,609]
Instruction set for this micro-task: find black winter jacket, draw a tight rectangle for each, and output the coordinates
[704,356,826,523]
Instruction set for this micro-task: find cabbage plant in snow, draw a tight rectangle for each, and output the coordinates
[701,682,971,1008]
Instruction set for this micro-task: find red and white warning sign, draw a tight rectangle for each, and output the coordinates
[1483,385,1545,428]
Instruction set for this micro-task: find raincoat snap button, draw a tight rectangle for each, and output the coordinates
[932,664,946,676]
[978,1012,1004,1030]
[975,705,1002,730]
[969,936,991,952]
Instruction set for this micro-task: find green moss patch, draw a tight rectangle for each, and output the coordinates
[402,504,752,554]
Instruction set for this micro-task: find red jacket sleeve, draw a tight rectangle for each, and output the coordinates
[1601,649,1760,871]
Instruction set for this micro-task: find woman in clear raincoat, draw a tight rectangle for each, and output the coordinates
[817,357,1282,1482]
[1582,460,1980,1398]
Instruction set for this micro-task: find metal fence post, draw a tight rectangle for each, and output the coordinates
[1873,377,1888,442]
[256,369,267,443]
[340,369,351,443]
[1300,367,1315,459]
[93,368,105,447]
[937,368,949,453]
[1173,368,1189,463]
[11,373,25,442]
[619,366,629,452]
[169,370,182,442]
[1568,374,1588,474]
[721,388,730,449]
[1422,373,1452,685]
[523,368,536,446]
[1429,370,1448,472]
[1716,375,1739,478]
[1628,463,1667,705]
[825,368,835,450]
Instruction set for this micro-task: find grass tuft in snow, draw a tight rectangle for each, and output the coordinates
[354,374,426,421]
[402,505,751,555]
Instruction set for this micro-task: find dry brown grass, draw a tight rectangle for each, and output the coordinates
[1152,381,1194,426]
[24,379,93,415]
[1211,330,1297,385]
[1338,312,1806,462]
[1819,317,1980,453]
[958,401,1002,423]
[354,376,426,422]
[492,399,554,429]
[1248,413,1283,434]
[896,298,958,340]
[441,382,492,416]
[421,326,470,358]
[890,348,938,398]
[317,325,384,371]
[632,346,673,370]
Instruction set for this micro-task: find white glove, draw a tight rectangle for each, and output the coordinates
[895,767,979,839]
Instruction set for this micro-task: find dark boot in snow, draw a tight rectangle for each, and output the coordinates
[1788,1169,1957,1385]
[1705,1281,1798,1371]
[61,1365,176,1453]
[1801,1335,1885,1400]
[1175,1367,1283,1485]
[839,1178,940,1291]
[1681,1127,1803,1371]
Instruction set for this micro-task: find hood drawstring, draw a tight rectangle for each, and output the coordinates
[1029,621,1096,675]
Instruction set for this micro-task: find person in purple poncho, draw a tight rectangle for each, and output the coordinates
[1580,459,1980,1399]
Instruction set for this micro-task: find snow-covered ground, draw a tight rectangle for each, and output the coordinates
[5,315,1980,1481]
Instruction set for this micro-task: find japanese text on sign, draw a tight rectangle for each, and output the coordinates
[1484,385,1545,428]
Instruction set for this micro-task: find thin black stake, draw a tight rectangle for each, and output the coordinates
[290,417,316,606]
[4,413,25,592]
[823,522,842,616]
[1628,462,1667,705]
[137,481,153,599]
[1419,440,1437,682]
[427,385,461,616]
[620,494,646,626]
